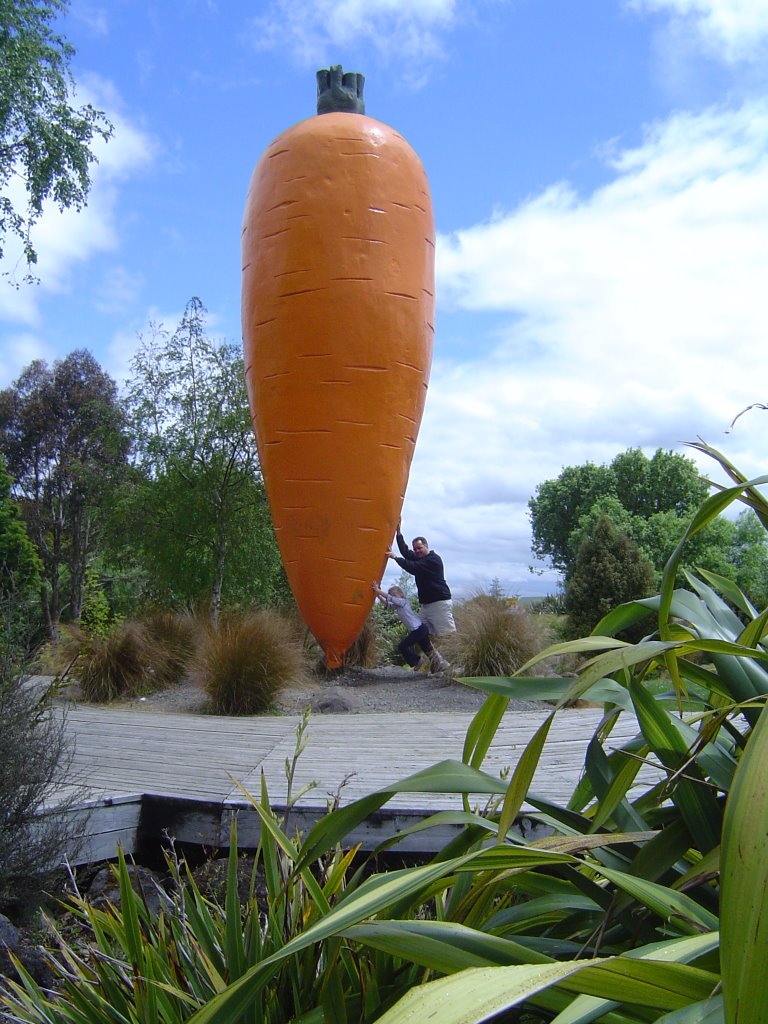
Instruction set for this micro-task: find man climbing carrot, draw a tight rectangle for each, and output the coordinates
[386,522,454,671]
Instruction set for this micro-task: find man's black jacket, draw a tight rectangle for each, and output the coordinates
[394,532,452,604]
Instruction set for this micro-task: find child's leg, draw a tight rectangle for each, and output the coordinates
[397,629,422,668]
[416,624,433,656]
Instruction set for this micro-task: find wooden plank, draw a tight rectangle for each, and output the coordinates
[50,704,663,856]
[33,795,143,865]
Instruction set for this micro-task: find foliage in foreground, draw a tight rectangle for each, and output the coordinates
[192,609,307,714]
[0,671,82,919]
[3,440,768,1023]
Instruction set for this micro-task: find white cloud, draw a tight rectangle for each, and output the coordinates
[0,332,55,386]
[0,77,156,328]
[250,0,458,73]
[94,266,146,314]
[71,2,110,36]
[629,0,768,62]
[388,98,768,596]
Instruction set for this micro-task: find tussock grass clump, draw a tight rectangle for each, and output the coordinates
[192,610,306,714]
[55,622,162,702]
[341,618,378,669]
[139,609,198,685]
[444,594,552,677]
[78,622,163,702]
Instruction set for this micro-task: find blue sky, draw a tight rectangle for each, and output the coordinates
[2,0,768,598]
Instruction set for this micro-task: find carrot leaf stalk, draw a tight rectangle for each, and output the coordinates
[316,64,365,115]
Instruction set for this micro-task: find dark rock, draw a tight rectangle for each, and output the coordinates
[0,913,55,988]
[87,863,168,917]
[311,686,358,713]
[0,914,20,951]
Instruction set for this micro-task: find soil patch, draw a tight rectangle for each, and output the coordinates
[62,666,548,716]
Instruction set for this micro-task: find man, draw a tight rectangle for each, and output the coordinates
[387,523,455,670]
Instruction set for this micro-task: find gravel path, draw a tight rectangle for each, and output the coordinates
[104,666,548,716]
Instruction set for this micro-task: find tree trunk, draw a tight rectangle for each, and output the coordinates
[210,530,227,627]
[68,499,91,621]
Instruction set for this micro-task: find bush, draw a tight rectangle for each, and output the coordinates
[368,599,409,666]
[564,514,656,639]
[52,621,163,702]
[443,592,552,676]
[0,671,82,920]
[192,609,306,714]
[79,567,113,639]
[139,609,198,685]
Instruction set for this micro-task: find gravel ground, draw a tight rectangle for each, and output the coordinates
[99,666,549,716]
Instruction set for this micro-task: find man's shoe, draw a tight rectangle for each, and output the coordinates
[429,652,450,674]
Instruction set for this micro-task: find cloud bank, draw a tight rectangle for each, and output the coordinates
[396,96,768,595]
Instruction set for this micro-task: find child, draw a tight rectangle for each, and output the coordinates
[372,581,440,671]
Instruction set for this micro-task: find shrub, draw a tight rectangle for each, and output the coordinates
[0,671,82,920]
[443,592,552,676]
[369,598,409,665]
[139,609,198,685]
[79,567,113,639]
[54,621,163,702]
[564,513,656,639]
[192,609,306,714]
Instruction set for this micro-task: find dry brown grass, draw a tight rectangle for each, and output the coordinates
[442,595,553,677]
[53,622,165,702]
[191,609,308,715]
[340,618,379,670]
[138,609,198,685]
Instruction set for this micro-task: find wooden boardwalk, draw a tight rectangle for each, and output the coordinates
[47,701,661,862]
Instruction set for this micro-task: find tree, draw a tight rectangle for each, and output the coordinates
[0,350,130,634]
[0,454,38,598]
[529,461,614,574]
[123,297,289,621]
[529,448,709,574]
[0,0,112,277]
[564,515,656,638]
[727,508,768,609]
[0,454,40,660]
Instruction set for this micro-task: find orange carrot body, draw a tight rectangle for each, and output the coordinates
[241,107,435,667]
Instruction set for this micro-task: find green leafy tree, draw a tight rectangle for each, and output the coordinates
[0,454,40,660]
[0,454,38,595]
[567,492,748,589]
[564,514,656,638]
[728,508,768,608]
[0,0,113,277]
[0,350,130,634]
[122,297,289,622]
[528,460,614,574]
[529,448,709,575]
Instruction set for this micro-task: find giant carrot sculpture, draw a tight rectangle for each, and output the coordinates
[242,66,435,667]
